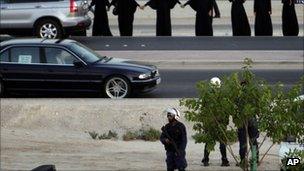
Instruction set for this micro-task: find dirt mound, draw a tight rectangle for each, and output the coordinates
[1,99,191,137]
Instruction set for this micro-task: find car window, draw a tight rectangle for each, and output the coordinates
[10,47,40,64]
[45,47,78,65]
[0,49,9,62]
[69,42,102,63]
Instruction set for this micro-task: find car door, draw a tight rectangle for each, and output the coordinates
[42,46,96,92]
[0,0,38,29]
[0,46,46,91]
[0,0,9,28]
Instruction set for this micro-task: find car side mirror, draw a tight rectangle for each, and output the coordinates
[73,61,84,68]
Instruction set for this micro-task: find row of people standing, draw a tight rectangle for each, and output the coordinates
[89,0,299,37]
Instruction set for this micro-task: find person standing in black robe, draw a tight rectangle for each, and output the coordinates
[182,0,214,36]
[282,0,299,36]
[254,0,272,36]
[213,0,221,18]
[110,0,140,36]
[89,0,113,36]
[142,0,181,36]
[229,0,251,36]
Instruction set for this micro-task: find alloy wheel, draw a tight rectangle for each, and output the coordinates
[105,77,129,99]
[40,23,58,39]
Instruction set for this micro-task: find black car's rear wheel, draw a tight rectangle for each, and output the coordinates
[104,76,131,99]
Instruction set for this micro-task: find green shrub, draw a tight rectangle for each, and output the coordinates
[123,130,141,141]
[88,131,98,140]
[281,149,304,171]
[88,130,118,140]
[123,128,161,141]
[141,128,161,141]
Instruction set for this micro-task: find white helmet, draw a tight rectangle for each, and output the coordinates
[210,77,221,87]
[164,107,181,120]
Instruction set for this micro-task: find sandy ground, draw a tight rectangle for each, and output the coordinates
[1,99,282,170]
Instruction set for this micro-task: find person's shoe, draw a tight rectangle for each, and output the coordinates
[201,158,209,166]
[213,15,220,18]
[221,160,230,167]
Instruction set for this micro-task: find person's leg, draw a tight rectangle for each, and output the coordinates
[238,127,247,162]
[176,151,187,171]
[202,143,210,166]
[166,152,176,171]
[220,143,230,166]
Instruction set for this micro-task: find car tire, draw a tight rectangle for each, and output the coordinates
[103,76,131,99]
[35,19,63,39]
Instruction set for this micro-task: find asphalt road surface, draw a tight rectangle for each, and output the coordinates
[5,69,303,98]
[72,36,303,51]
[135,69,303,98]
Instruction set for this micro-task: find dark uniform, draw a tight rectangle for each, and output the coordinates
[282,0,299,36]
[160,121,187,171]
[237,80,260,163]
[202,143,229,165]
[184,0,214,36]
[144,0,181,36]
[237,118,259,162]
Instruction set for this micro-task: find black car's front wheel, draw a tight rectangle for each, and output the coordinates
[104,76,131,99]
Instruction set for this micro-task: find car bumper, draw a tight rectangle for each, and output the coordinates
[63,16,91,34]
[131,77,161,93]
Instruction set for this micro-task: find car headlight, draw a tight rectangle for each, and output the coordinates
[139,72,151,79]
[155,69,160,76]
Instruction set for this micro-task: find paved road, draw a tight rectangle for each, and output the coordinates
[136,70,304,98]
[5,69,302,98]
[72,37,303,51]
[133,69,303,98]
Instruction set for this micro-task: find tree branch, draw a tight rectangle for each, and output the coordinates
[258,143,275,166]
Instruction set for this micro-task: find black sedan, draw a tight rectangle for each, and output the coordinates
[0,39,161,98]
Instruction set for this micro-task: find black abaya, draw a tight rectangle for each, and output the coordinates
[111,0,139,36]
[282,0,299,36]
[254,0,273,36]
[90,0,113,36]
[145,0,181,36]
[184,0,214,36]
[229,0,251,36]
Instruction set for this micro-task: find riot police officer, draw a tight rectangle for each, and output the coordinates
[160,108,188,171]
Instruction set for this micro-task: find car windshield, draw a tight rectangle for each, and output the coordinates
[69,42,105,63]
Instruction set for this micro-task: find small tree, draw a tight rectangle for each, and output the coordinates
[180,58,304,170]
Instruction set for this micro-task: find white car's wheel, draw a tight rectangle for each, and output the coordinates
[36,19,63,39]
[104,76,130,99]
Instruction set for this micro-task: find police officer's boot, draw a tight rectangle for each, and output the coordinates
[221,158,230,166]
[201,158,209,166]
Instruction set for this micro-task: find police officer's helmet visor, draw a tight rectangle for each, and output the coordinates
[167,113,174,118]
